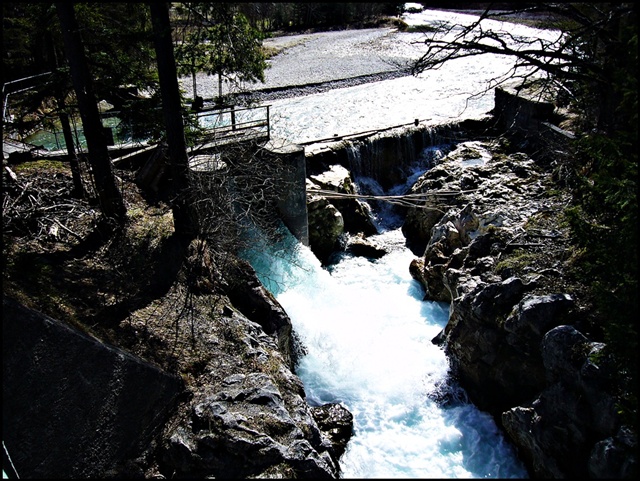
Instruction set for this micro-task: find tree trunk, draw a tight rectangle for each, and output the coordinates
[218,72,223,104]
[192,71,198,100]
[149,2,198,236]
[47,28,85,200]
[58,105,85,199]
[55,3,126,224]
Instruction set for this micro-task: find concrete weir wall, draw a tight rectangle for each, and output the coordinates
[260,138,309,246]
[2,296,184,479]
[304,120,487,190]
[302,84,574,195]
[264,120,491,247]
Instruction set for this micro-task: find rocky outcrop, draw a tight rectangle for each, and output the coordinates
[403,140,637,478]
[222,256,301,370]
[152,281,352,479]
[2,253,353,479]
[501,326,635,478]
[306,164,378,264]
[161,372,341,478]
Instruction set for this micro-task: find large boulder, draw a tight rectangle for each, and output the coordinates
[162,371,339,478]
[309,164,377,236]
[306,190,344,265]
[306,164,380,264]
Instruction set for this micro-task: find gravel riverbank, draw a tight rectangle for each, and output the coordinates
[180,27,424,103]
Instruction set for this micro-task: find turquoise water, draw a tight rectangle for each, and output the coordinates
[22,117,127,151]
[244,223,529,478]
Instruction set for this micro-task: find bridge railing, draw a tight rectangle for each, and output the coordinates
[195,105,270,145]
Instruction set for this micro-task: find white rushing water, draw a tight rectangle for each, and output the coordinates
[245,216,529,478]
[244,144,529,477]
[240,10,556,474]
[212,8,554,476]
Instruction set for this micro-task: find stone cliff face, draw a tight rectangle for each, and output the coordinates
[2,249,354,479]
[154,254,354,478]
[401,140,636,478]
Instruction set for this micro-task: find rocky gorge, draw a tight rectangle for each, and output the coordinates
[301,85,637,478]
[5,82,636,479]
[4,14,637,479]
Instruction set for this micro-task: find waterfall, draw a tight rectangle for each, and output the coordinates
[308,122,472,192]
[344,142,365,180]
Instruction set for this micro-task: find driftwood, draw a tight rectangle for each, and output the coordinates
[2,164,95,242]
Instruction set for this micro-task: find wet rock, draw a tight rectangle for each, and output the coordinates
[309,164,378,237]
[410,140,636,478]
[310,403,354,461]
[345,234,387,259]
[307,191,344,264]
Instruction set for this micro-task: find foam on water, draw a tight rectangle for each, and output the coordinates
[244,228,529,478]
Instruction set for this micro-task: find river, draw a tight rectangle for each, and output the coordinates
[243,154,529,478]
[237,7,562,478]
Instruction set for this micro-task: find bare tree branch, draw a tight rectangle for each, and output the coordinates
[411,3,634,91]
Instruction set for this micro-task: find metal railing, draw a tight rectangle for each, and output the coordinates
[195,104,270,145]
[3,102,271,156]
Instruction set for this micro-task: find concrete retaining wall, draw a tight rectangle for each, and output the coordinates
[260,138,309,246]
[493,82,575,156]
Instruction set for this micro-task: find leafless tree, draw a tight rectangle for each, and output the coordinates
[148,3,296,344]
[410,3,636,132]
[186,138,295,259]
